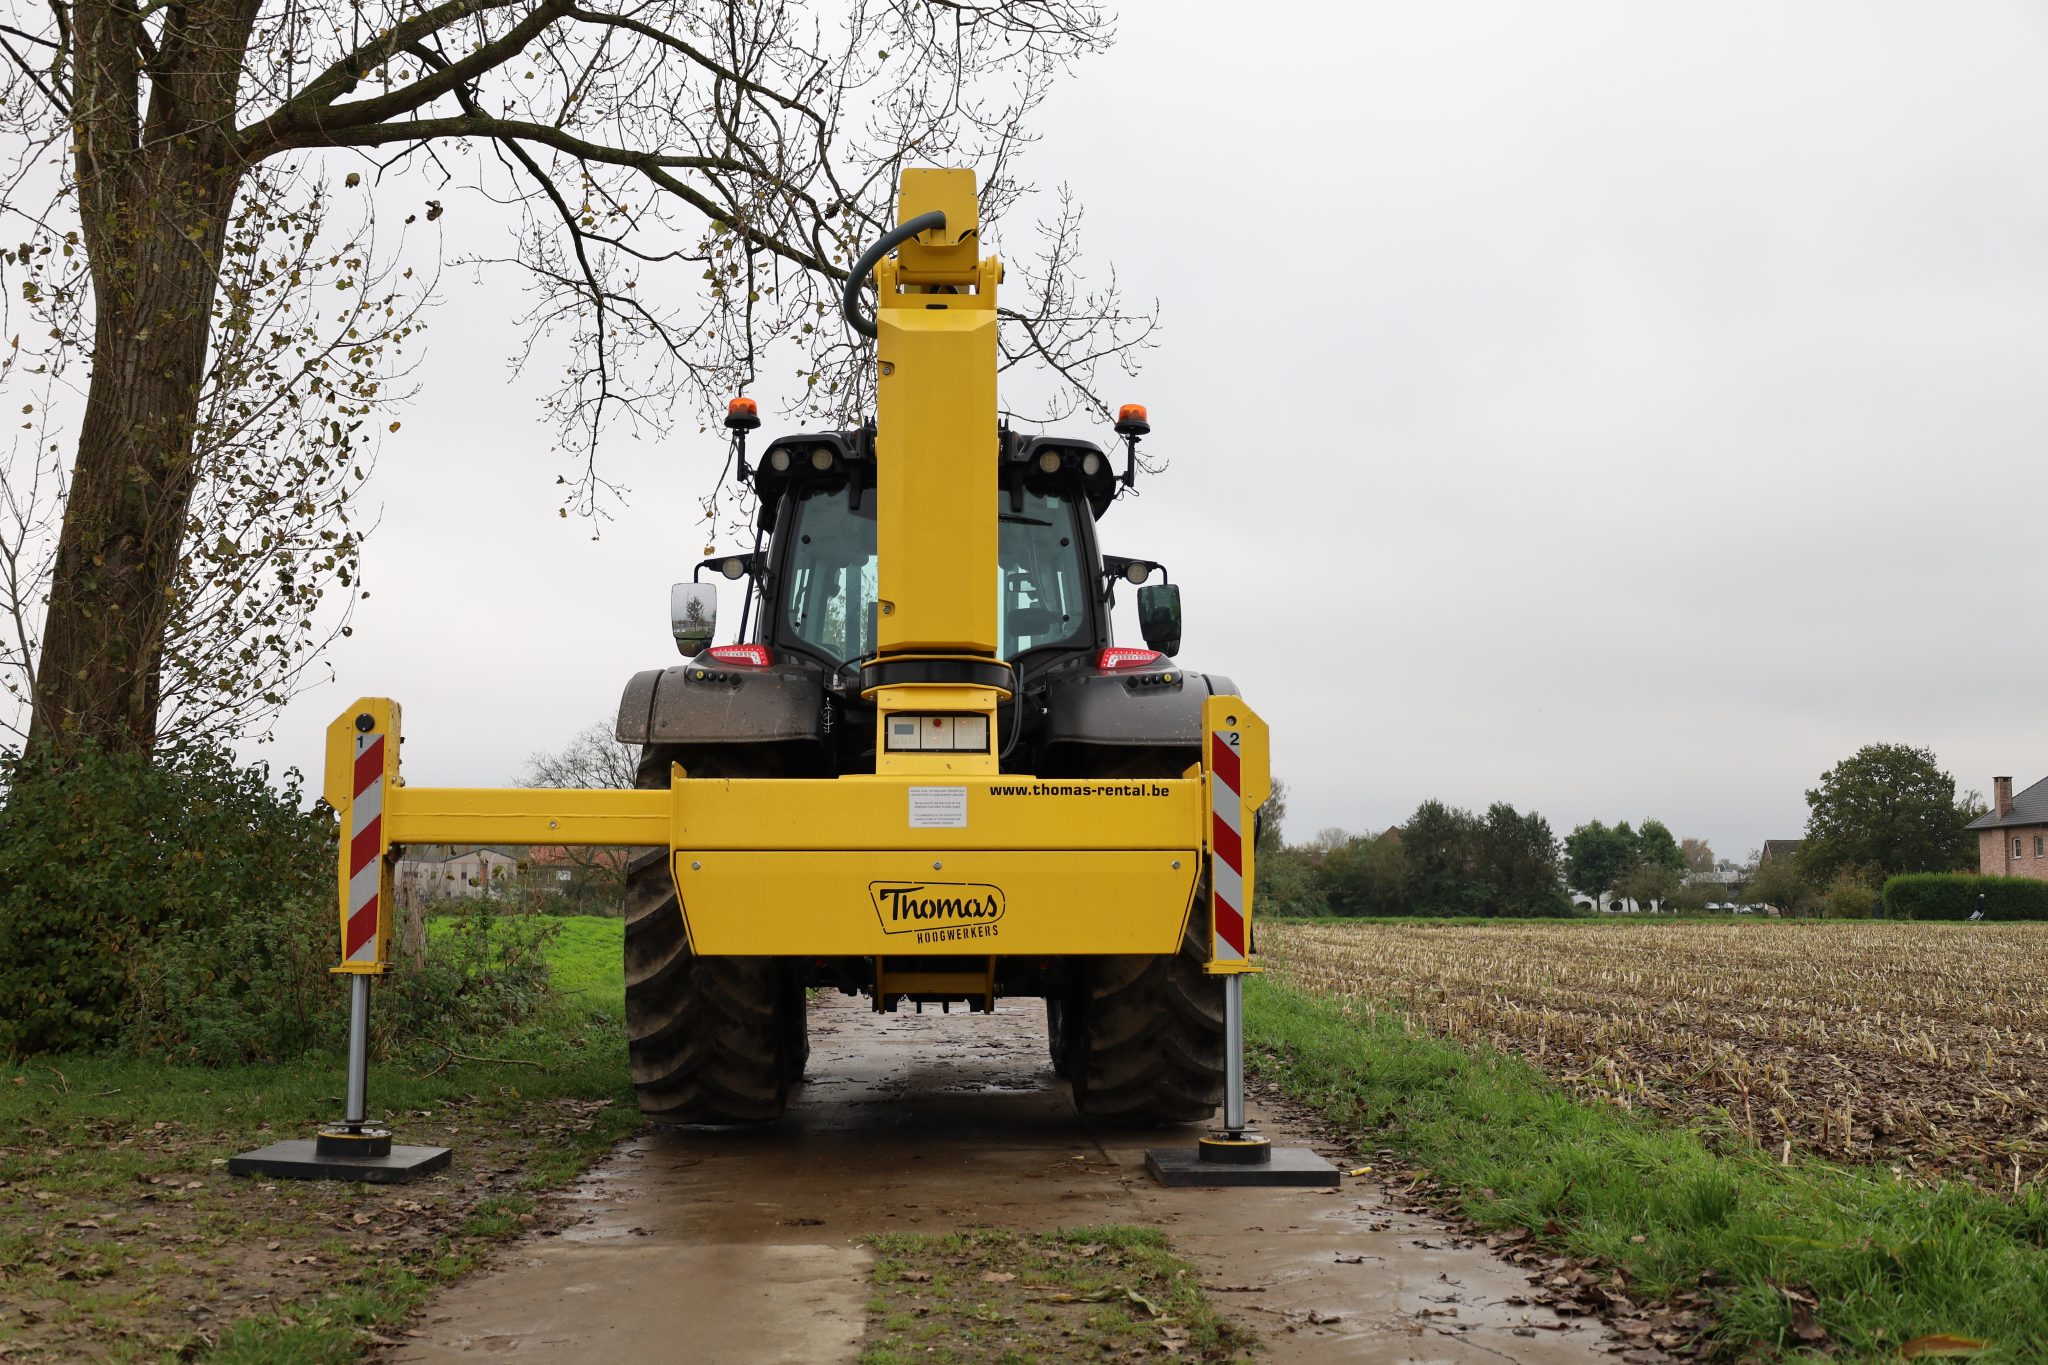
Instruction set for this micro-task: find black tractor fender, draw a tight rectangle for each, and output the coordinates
[1038,668,1239,750]
[615,662,826,746]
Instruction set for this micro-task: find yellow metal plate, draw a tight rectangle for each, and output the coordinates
[876,304,1000,654]
[669,776,1202,851]
[672,850,1198,956]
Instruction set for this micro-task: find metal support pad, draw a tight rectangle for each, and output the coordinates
[228,1140,452,1184]
[1143,1145,1341,1188]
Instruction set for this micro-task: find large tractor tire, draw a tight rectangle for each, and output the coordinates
[1060,905,1225,1124]
[623,746,805,1124]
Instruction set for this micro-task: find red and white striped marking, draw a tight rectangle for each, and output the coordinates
[1209,725,1247,964]
[344,732,385,965]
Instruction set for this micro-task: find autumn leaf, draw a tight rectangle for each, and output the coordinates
[1901,1336,1990,1359]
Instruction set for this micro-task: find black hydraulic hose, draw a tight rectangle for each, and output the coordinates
[840,209,949,338]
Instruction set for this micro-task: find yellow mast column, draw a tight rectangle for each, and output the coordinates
[866,169,1006,778]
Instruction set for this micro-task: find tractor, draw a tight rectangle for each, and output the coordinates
[303,168,1269,1150]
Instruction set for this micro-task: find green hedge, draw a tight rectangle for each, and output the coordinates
[0,745,333,1056]
[0,745,557,1062]
[1881,872,2048,921]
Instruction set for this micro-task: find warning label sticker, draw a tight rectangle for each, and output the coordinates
[907,786,968,829]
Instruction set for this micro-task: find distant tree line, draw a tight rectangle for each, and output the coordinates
[1256,783,1707,918]
[1257,792,1570,918]
[1258,740,1994,921]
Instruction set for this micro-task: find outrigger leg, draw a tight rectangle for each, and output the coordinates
[1144,707,1336,1187]
[230,703,451,1183]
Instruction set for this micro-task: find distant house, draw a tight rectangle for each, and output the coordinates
[394,845,522,909]
[1758,839,1804,867]
[524,844,633,901]
[1964,776,2048,882]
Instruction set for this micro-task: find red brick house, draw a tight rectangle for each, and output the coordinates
[1965,775,2048,881]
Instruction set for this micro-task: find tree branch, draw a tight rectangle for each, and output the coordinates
[242,0,542,144]
[0,29,66,111]
[257,108,842,279]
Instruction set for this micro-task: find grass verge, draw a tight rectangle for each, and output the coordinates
[1,915,638,1363]
[859,1225,1250,1364]
[1245,976,2048,1362]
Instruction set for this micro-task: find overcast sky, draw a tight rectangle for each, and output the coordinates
[243,1,2048,865]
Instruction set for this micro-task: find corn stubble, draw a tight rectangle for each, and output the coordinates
[1268,921,2048,1192]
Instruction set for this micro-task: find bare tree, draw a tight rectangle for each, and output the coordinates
[520,718,638,791]
[518,717,643,905]
[0,0,1150,756]
[1,165,432,747]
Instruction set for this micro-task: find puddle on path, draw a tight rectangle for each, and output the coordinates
[390,995,1652,1364]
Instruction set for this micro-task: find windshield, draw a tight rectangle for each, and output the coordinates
[782,486,1091,664]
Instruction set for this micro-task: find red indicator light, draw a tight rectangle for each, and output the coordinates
[1098,647,1163,672]
[706,644,771,667]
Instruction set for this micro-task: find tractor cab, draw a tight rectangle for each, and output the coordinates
[656,419,1212,779]
[746,425,1126,669]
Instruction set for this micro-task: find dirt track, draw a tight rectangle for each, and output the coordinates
[391,994,1631,1363]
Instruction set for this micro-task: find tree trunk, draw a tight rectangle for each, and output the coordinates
[28,0,255,755]
[29,217,231,752]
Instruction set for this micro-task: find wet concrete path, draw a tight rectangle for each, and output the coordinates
[394,995,1630,1363]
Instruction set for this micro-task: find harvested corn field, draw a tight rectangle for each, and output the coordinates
[1265,920,2048,1192]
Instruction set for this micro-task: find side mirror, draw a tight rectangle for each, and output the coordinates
[670,582,717,657]
[1136,583,1181,657]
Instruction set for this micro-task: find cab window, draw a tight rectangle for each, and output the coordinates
[782,486,1090,664]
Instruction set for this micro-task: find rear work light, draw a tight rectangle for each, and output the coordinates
[1098,647,1163,672]
[706,644,771,667]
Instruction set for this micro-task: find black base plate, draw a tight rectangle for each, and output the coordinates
[228,1139,452,1184]
[1144,1145,1340,1187]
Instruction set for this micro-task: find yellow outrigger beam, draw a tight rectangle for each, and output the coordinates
[320,692,1268,969]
